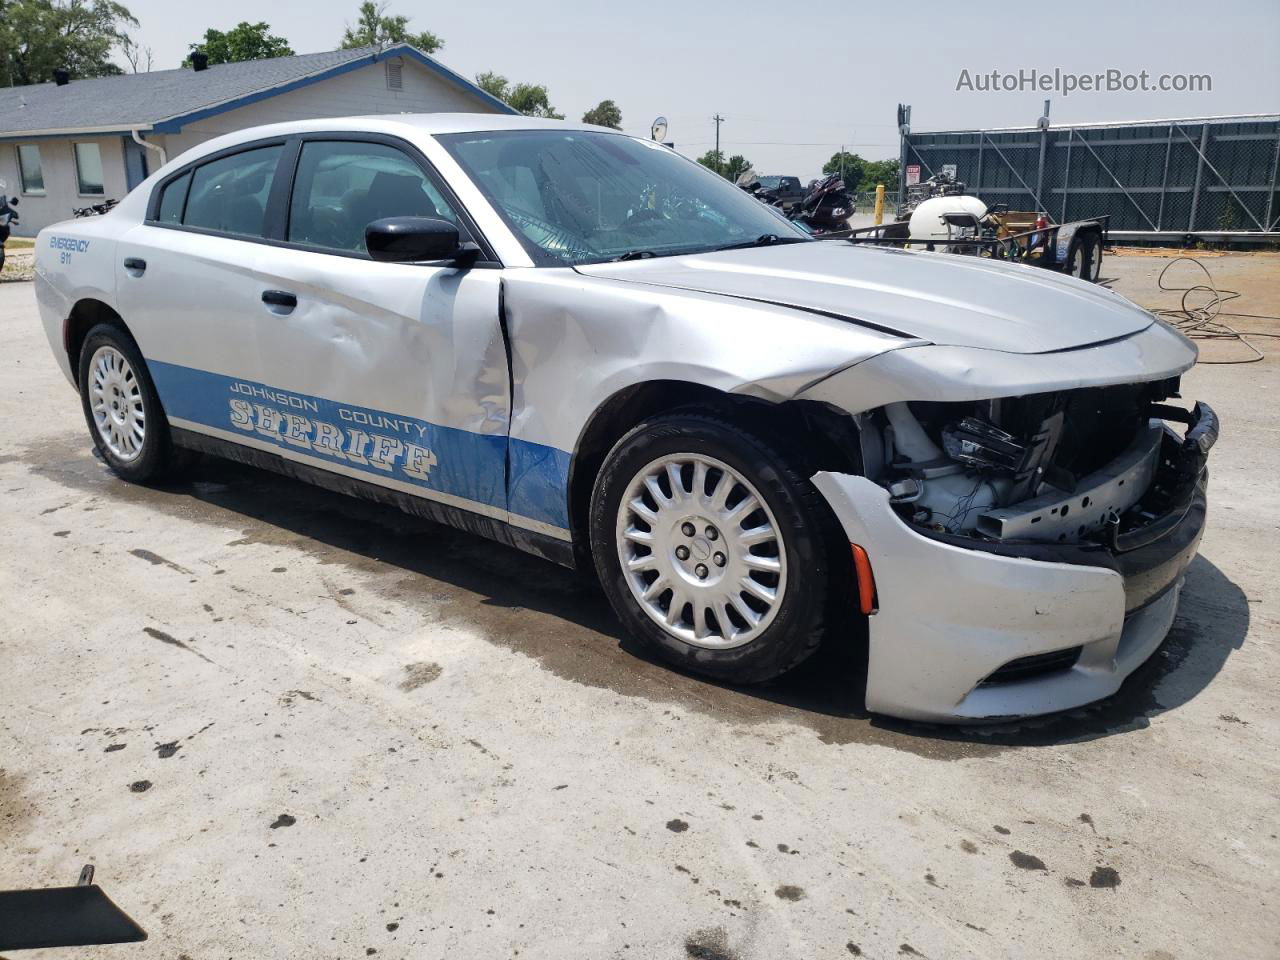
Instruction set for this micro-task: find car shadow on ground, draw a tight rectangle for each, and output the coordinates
[40,439,1251,754]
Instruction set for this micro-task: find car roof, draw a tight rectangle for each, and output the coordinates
[212,113,611,142]
[165,113,627,170]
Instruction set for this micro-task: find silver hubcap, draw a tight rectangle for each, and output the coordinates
[616,453,787,650]
[88,346,146,461]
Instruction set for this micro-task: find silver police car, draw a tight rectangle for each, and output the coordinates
[34,114,1216,722]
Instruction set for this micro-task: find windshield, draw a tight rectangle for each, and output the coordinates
[437,129,809,266]
[757,176,782,189]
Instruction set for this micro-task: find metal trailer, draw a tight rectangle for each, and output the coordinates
[834,213,1112,283]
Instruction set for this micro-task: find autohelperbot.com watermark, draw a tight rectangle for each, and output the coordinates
[955,68,1212,97]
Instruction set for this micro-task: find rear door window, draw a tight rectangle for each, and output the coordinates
[182,145,284,238]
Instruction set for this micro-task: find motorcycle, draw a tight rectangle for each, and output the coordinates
[0,181,19,275]
[788,174,852,235]
[73,197,118,218]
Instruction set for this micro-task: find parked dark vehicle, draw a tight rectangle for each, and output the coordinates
[788,174,852,235]
[755,175,805,210]
[0,187,19,273]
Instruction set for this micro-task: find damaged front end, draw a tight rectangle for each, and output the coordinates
[860,379,1216,559]
[810,375,1217,722]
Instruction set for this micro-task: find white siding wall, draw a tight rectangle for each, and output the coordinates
[159,58,502,160]
[1,135,131,236]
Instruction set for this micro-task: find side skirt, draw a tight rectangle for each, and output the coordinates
[171,427,578,569]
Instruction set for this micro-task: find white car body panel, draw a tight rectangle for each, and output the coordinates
[813,474,1183,722]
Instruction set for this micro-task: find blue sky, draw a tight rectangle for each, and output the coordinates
[116,0,1280,180]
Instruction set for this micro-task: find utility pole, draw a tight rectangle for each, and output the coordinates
[713,114,725,174]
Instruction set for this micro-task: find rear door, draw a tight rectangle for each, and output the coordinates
[118,133,514,528]
[116,138,292,391]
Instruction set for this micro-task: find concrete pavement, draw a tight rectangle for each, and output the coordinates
[1,253,1276,959]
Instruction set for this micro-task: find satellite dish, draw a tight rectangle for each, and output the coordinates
[651,117,668,142]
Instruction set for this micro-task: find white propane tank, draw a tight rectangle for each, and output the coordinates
[907,194,988,247]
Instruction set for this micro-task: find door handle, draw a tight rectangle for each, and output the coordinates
[123,257,146,273]
[261,290,297,310]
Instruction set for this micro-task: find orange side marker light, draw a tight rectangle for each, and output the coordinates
[850,543,878,616]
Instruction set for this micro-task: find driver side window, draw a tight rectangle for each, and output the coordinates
[287,140,463,255]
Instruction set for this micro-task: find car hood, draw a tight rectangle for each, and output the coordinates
[574,241,1154,354]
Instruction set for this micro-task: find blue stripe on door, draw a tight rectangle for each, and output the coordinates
[146,360,570,530]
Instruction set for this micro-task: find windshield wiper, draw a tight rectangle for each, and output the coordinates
[612,250,658,261]
[709,233,809,253]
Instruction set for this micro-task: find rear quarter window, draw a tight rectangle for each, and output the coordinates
[156,171,191,224]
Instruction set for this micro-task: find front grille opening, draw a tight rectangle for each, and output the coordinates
[978,647,1083,686]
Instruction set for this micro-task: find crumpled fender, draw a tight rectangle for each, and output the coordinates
[501,269,914,454]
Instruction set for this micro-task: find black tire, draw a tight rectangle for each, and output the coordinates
[1083,232,1103,282]
[1064,238,1086,279]
[589,413,840,685]
[77,322,180,483]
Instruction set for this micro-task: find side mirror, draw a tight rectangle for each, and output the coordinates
[9,197,17,206]
[365,216,476,264]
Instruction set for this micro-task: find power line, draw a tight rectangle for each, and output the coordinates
[677,140,899,148]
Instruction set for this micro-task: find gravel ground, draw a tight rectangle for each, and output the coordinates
[0,244,34,283]
[0,250,1276,959]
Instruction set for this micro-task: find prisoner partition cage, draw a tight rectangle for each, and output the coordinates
[898,112,1280,242]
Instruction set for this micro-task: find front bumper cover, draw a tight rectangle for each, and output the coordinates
[811,403,1214,723]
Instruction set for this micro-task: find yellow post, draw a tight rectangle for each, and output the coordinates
[873,184,885,225]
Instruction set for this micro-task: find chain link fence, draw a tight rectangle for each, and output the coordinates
[900,114,1280,240]
[850,190,900,213]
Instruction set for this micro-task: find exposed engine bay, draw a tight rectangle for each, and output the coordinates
[857,378,1217,548]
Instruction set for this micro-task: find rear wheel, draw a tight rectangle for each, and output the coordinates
[1065,238,1087,278]
[1084,232,1104,282]
[77,323,180,483]
[589,413,837,684]
[1065,231,1102,281]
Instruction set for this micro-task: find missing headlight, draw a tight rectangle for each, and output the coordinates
[940,417,1028,472]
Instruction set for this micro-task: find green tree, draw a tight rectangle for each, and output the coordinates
[859,158,899,190]
[582,99,622,129]
[341,1,442,53]
[184,22,293,67]
[696,150,753,181]
[0,0,137,87]
[822,150,865,188]
[476,71,563,119]
[724,154,752,181]
[697,149,725,175]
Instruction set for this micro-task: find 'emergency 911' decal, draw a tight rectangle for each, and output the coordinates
[145,360,570,531]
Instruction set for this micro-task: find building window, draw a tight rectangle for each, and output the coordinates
[16,144,45,194]
[385,59,403,90]
[74,142,105,196]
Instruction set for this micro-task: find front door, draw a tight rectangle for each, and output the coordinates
[119,136,511,525]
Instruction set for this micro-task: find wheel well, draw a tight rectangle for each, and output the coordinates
[65,298,130,377]
[566,379,863,564]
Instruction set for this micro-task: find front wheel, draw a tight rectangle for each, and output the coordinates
[589,413,838,685]
[77,323,180,483]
